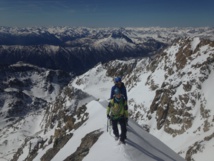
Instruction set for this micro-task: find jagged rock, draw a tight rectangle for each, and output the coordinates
[185,141,201,161]
[150,88,173,129]
[183,81,192,91]
[64,130,103,161]
[200,106,210,119]
[41,134,73,161]
[185,132,214,161]
[203,120,211,132]
[11,137,33,161]
[64,116,75,130]
[175,39,193,69]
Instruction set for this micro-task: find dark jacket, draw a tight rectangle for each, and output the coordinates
[110,82,127,101]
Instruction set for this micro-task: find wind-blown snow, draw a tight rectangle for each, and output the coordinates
[191,37,200,51]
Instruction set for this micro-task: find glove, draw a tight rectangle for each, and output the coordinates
[107,114,110,119]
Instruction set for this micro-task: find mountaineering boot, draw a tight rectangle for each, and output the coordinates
[115,136,119,141]
[120,134,127,140]
[118,139,126,145]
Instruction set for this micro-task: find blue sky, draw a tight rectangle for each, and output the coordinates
[0,0,214,27]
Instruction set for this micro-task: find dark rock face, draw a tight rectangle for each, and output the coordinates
[0,63,72,119]
[40,134,73,161]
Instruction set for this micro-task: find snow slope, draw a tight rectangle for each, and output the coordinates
[50,100,185,161]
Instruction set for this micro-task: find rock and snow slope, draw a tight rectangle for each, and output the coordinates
[52,100,185,161]
[0,63,185,161]
[16,99,185,161]
[0,34,214,161]
[71,37,214,161]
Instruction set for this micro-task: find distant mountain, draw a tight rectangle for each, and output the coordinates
[0,27,213,75]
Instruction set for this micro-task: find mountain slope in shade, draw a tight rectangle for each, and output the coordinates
[1,27,214,75]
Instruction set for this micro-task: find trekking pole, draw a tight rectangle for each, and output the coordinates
[107,118,109,132]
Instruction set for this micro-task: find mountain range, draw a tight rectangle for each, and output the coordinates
[0,27,213,75]
[0,27,214,161]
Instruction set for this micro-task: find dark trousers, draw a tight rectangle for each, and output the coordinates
[112,118,127,141]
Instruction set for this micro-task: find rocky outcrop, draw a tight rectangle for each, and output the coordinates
[0,63,71,119]
[185,133,214,161]
[150,88,174,130]
[64,130,103,161]
[40,134,73,161]
[141,38,214,160]
[36,86,91,161]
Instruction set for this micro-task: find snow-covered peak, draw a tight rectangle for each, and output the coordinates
[1,26,214,44]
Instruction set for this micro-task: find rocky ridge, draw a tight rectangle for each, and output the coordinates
[72,37,214,160]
